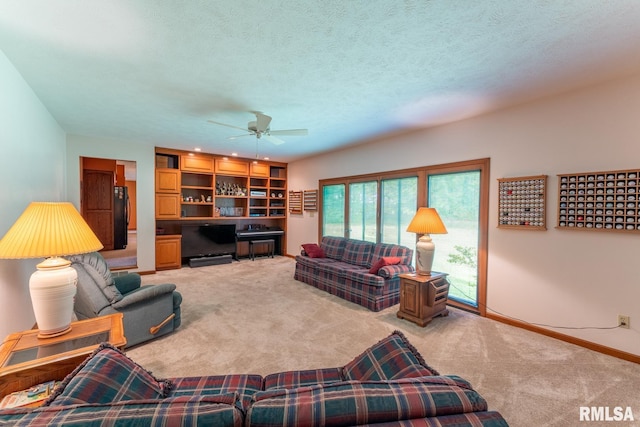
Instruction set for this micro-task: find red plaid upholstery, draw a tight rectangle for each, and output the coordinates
[0,333,507,426]
[263,368,343,390]
[170,374,263,411]
[295,236,415,311]
[247,376,490,427]
[343,331,439,380]
[45,344,170,406]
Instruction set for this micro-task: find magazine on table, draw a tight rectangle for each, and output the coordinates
[0,380,60,409]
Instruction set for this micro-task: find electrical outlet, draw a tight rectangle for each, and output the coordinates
[618,315,630,329]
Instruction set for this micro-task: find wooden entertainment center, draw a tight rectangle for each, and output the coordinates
[154,148,287,270]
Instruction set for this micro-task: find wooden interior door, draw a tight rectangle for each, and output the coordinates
[83,170,114,250]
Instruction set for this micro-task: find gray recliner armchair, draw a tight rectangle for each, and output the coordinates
[66,252,182,347]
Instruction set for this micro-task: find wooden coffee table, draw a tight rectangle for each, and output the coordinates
[0,313,126,399]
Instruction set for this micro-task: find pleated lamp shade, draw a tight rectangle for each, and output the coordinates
[0,202,103,338]
[406,207,448,235]
[0,202,103,259]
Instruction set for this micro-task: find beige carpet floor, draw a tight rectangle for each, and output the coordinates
[101,231,137,270]
[127,256,640,426]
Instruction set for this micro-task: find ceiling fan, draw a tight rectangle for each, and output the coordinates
[207,111,308,145]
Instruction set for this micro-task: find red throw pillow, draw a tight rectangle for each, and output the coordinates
[301,243,325,258]
[368,256,402,274]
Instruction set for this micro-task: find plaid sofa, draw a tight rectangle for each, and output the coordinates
[0,331,508,426]
[294,236,415,311]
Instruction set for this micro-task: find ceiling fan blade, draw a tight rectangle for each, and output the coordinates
[207,119,248,132]
[255,112,272,132]
[262,134,286,145]
[227,133,254,140]
[269,129,308,136]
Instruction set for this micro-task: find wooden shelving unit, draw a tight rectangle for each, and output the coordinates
[154,148,288,268]
[155,150,287,221]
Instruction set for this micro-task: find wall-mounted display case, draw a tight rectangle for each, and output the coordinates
[557,169,640,232]
[498,175,547,230]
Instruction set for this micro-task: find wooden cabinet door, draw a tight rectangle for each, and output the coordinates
[400,279,420,317]
[181,155,214,172]
[155,194,181,219]
[155,169,180,193]
[250,162,270,177]
[215,158,249,175]
[156,235,181,270]
[83,170,114,250]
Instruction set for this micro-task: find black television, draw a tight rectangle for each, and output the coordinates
[181,223,236,259]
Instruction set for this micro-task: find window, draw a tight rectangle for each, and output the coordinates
[322,184,345,236]
[320,175,418,247]
[381,177,417,248]
[349,181,377,242]
[319,158,489,315]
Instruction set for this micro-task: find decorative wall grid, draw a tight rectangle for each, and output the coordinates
[498,175,547,230]
[303,190,318,211]
[289,191,302,214]
[557,169,640,232]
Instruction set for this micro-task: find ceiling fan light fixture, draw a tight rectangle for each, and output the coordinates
[207,112,307,147]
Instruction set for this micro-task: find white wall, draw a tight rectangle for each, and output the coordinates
[66,135,156,272]
[0,50,66,339]
[288,73,640,356]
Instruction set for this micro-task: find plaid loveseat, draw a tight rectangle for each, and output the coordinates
[0,331,508,426]
[294,236,415,311]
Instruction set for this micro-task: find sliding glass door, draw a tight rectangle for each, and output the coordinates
[428,171,481,307]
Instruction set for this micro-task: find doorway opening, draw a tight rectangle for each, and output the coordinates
[80,157,137,270]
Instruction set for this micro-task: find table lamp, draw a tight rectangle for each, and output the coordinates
[406,207,448,275]
[0,202,103,338]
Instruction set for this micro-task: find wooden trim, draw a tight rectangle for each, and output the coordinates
[446,299,479,314]
[137,270,156,275]
[425,158,490,316]
[477,159,490,316]
[487,312,640,365]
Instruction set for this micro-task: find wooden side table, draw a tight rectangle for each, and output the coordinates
[397,272,450,327]
[0,313,126,399]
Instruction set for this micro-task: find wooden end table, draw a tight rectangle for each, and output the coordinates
[0,313,126,399]
[397,272,450,327]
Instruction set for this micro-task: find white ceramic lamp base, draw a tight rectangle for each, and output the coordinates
[415,234,436,276]
[29,257,78,338]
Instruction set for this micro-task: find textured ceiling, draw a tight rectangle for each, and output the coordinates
[1,1,640,162]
